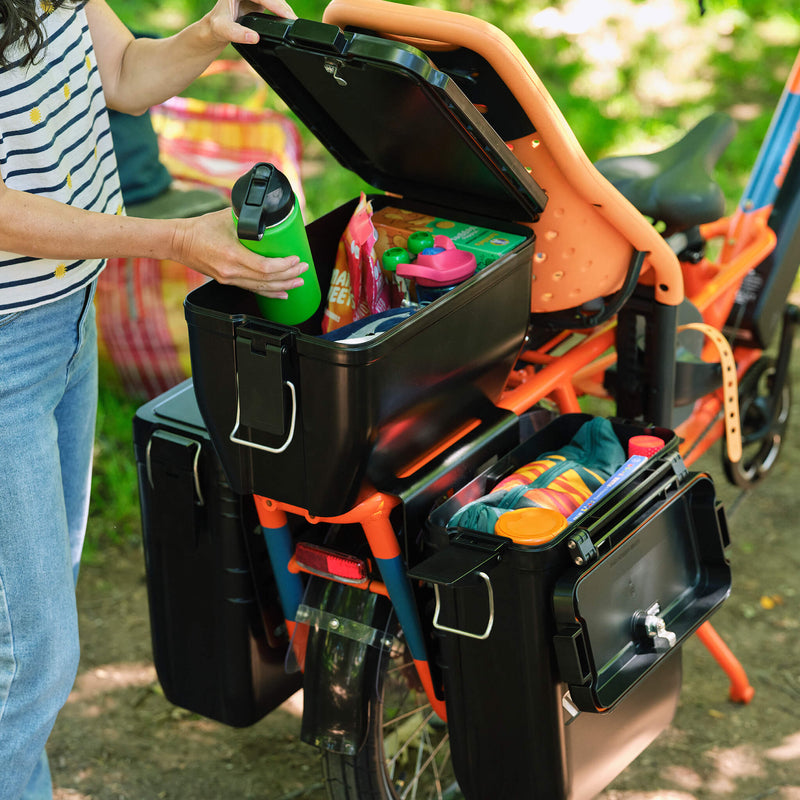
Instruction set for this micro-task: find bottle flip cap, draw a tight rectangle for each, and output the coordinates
[628,435,666,458]
[407,230,435,255]
[494,507,568,546]
[232,162,295,240]
[382,247,411,273]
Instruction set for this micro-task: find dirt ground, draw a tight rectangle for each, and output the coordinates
[45,333,800,800]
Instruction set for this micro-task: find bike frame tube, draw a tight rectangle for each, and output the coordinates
[499,324,617,415]
[257,504,305,637]
[253,492,448,720]
[693,217,777,324]
[739,49,800,217]
[720,48,800,264]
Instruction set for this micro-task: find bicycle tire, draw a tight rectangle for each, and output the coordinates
[723,355,791,487]
[321,628,461,800]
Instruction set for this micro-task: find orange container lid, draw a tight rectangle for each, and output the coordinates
[494,507,568,545]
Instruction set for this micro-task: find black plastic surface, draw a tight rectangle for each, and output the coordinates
[553,473,730,711]
[186,196,534,515]
[233,14,547,222]
[134,380,302,727]
[419,414,729,799]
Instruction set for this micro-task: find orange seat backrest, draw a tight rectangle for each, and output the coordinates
[322,0,683,313]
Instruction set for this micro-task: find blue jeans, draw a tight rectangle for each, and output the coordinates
[0,284,98,800]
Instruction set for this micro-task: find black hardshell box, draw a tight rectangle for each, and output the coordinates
[184,16,545,516]
[413,414,731,800]
[134,380,302,727]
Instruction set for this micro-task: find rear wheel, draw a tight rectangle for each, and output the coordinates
[723,355,791,488]
[322,629,461,800]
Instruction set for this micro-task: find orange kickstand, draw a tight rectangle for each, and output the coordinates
[695,621,755,704]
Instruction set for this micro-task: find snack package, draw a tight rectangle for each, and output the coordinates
[322,193,391,334]
[372,206,526,270]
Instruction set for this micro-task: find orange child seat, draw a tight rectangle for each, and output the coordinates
[322,0,684,322]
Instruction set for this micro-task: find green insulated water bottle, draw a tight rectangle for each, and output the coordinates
[232,162,321,325]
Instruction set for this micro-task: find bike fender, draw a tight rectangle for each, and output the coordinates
[298,577,394,756]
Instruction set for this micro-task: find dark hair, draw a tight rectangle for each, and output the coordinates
[0,0,77,68]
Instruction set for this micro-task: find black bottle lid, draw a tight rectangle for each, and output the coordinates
[232,162,295,240]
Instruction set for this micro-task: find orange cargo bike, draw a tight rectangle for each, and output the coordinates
[135,2,799,798]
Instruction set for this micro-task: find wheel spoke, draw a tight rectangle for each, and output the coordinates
[398,732,451,800]
[386,708,438,772]
[384,703,434,730]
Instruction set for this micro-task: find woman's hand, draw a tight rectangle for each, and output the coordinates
[87,0,298,114]
[171,208,308,298]
[205,0,298,47]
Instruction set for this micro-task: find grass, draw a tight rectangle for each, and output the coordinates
[86,371,143,561]
[87,1,800,561]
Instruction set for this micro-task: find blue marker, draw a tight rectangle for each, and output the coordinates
[567,455,648,523]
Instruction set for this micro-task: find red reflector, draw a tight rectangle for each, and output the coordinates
[294,543,368,583]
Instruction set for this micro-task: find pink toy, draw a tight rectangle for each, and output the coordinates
[396,235,477,287]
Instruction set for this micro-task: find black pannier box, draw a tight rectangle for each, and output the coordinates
[134,380,302,727]
[184,15,546,516]
[412,414,731,800]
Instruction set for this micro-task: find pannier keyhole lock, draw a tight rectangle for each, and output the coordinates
[632,603,677,652]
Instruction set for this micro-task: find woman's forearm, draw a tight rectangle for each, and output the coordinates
[86,1,226,115]
[0,185,308,297]
[86,0,295,115]
[113,21,225,112]
[0,185,177,261]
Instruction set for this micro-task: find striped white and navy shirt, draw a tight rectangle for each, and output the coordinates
[0,0,122,312]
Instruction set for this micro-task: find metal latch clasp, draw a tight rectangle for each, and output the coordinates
[324,58,347,86]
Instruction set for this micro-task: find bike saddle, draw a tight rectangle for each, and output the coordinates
[595,112,737,232]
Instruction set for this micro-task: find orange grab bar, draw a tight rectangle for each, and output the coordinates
[499,325,617,415]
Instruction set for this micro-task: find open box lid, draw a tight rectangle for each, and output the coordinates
[233,14,548,222]
[552,474,731,712]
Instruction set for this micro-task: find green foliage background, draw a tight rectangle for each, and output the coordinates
[91,0,799,558]
[115,0,800,218]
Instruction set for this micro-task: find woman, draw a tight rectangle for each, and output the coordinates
[0,1,300,796]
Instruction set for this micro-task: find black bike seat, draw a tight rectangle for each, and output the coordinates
[594,112,737,232]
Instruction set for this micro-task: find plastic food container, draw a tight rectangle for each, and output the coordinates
[412,413,731,799]
[185,16,546,515]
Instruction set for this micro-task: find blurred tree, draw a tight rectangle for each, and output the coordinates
[112,0,799,209]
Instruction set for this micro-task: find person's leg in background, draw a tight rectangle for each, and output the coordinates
[0,284,98,800]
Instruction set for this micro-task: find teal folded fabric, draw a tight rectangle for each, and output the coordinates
[449,417,626,533]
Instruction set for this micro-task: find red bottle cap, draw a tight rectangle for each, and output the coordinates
[628,435,665,458]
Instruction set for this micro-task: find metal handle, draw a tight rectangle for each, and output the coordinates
[145,435,205,507]
[229,377,297,454]
[432,571,495,640]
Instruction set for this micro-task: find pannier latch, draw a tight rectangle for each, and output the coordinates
[407,531,509,641]
[230,329,298,454]
[632,602,677,653]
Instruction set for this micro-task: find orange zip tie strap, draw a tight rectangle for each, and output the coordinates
[678,323,741,464]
